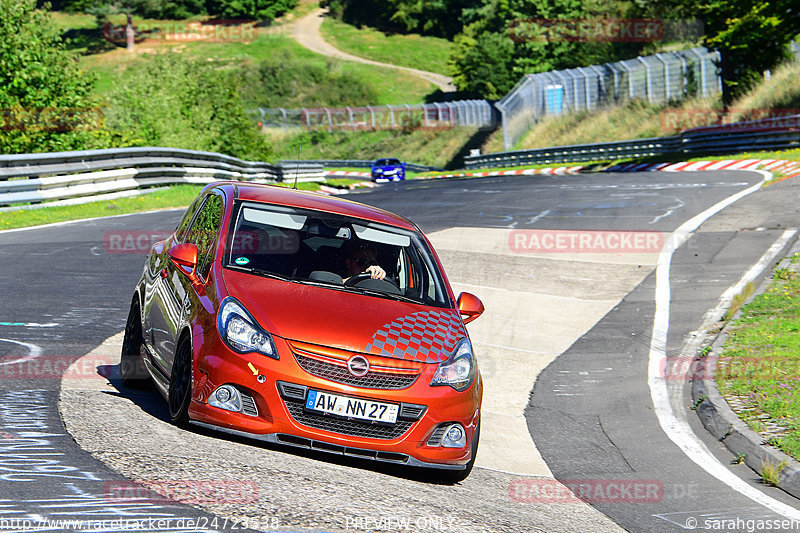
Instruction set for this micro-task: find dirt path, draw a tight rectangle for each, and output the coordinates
[293,7,456,93]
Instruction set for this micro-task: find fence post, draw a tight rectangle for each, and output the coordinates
[636,57,653,103]
[368,106,375,129]
[325,107,333,132]
[446,102,456,127]
[588,65,605,107]
[618,62,634,99]
[688,48,707,96]
[500,105,511,151]
[655,54,670,101]
[277,108,284,130]
[387,105,395,129]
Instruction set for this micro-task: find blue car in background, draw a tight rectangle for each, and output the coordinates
[371,158,406,181]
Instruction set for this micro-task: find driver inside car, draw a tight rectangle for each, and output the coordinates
[343,240,386,281]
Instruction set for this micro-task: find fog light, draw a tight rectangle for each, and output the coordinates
[442,423,467,448]
[215,387,231,403]
[208,385,242,413]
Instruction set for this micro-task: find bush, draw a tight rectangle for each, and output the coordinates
[237,48,380,108]
[104,52,271,160]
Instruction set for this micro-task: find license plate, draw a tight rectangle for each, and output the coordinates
[305,390,398,424]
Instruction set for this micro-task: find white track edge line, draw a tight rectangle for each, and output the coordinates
[648,169,800,519]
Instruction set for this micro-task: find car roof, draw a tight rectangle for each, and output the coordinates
[212,182,418,231]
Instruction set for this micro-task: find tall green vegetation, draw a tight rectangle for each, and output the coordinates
[104,53,271,159]
[0,0,103,153]
[60,0,297,20]
[237,48,379,109]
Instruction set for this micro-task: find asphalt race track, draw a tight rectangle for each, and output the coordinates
[2,169,800,532]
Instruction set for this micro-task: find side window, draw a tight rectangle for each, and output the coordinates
[174,196,203,243]
[185,194,224,281]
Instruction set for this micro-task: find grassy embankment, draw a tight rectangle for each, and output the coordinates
[319,17,452,75]
[716,254,800,466]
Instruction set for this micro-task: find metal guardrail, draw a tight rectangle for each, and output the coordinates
[0,147,324,208]
[280,159,443,173]
[465,114,800,169]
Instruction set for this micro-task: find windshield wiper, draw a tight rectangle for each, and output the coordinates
[347,286,418,304]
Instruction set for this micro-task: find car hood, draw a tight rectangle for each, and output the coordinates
[222,269,465,364]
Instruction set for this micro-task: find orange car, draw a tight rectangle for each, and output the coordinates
[121,182,484,480]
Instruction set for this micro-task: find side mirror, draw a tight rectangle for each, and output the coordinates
[457,292,484,324]
[168,243,199,283]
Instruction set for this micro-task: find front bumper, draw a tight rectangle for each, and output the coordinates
[188,332,481,468]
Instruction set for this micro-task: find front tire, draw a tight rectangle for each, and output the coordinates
[120,299,151,389]
[168,337,193,427]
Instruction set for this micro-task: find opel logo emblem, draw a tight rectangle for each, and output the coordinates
[347,355,370,377]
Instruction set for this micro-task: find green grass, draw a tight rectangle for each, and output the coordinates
[716,254,800,461]
[320,17,452,75]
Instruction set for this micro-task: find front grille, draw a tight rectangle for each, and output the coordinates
[295,353,420,390]
[284,400,414,440]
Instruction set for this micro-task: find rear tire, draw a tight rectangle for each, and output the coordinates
[120,299,151,389]
[168,336,193,427]
[441,419,480,484]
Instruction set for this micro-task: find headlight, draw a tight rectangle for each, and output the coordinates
[217,297,278,359]
[430,338,475,391]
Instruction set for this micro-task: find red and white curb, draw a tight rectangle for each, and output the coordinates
[318,181,376,195]
[419,166,584,179]
[324,170,371,178]
[608,158,800,179]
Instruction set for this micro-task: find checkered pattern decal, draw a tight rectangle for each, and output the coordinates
[365,310,466,363]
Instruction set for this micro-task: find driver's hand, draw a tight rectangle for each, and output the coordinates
[366,265,386,280]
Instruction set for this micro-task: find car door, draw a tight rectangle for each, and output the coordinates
[156,191,224,377]
[163,191,225,375]
[143,195,203,372]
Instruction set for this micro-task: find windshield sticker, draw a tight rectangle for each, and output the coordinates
[365,310,466,363]
[234,256,250,266]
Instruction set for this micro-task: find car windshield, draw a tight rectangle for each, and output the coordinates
[375,159,401,166]
[224,201,451,307]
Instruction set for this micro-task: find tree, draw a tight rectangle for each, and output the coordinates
[203,0,298,20]
[702,0,800,104]
[0,0,103,153]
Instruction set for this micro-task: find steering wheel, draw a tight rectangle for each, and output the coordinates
[344,274,400,291]
[344,273,373,286]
